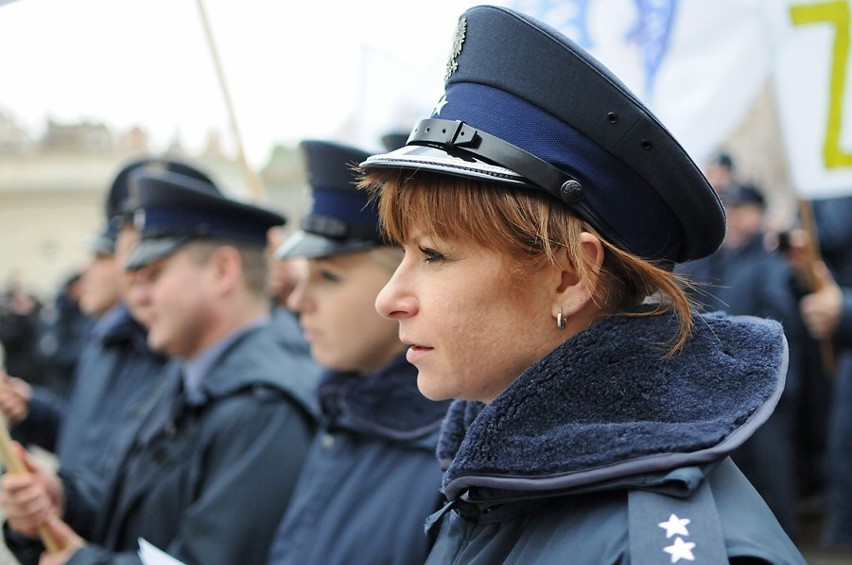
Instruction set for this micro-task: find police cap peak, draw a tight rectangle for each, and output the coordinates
[362,4,725,264]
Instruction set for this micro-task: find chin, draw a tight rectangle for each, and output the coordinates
[416,373,454,402]
[311,348,334,369]
[146,333,171,355]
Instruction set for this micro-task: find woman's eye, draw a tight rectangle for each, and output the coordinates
[319,270,341,282]
[418,246,445,263]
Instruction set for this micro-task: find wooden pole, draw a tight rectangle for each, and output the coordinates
[194,0,266,203]
[797,198,836,377]
[0,423,59,552]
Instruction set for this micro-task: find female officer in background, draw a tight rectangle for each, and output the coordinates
[266,140,450,564]
[360,5,804,564]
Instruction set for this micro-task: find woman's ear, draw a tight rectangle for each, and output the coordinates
[552,232,605,320]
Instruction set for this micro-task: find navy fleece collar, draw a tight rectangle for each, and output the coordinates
[318,353,451,443]
[438,311,787,499]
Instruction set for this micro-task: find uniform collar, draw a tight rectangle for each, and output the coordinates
[318,352,451,443]
[438,310,788,500]
[181,315,269,402]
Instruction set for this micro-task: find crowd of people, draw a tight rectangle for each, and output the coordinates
[0,274,89,402]
[679,151,852,553]
[0,4,847,564]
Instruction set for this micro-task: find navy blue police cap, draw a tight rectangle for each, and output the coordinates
[276,140,383,260]
[91,155,220,256]
[125,169,285,270]
[105,155,218,224]
[361,5,725,264]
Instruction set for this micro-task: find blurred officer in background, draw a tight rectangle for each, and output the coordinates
[0,156,222,563]
[2,168,319,564]
[34,271,92,400]
[705,151,737,200]
[266,140,449,564]
[0,281,43,386]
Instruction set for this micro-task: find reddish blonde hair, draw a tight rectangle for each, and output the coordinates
[360,169,696,352]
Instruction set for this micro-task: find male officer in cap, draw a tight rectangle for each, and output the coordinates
[0,156,217,459]
[0,156,223,563]
[2,168,318,564]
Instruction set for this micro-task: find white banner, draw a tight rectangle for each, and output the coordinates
[506,0,852,199]
[770,0,852,199]
[506,0,771,169]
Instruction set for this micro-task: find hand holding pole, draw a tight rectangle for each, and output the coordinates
[0,422,60,552]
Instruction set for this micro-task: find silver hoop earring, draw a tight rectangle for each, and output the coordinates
[557,309,566,330]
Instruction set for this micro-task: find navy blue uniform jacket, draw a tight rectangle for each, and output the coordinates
[67,323,318,565]
[425,311,805,564]
[267,353,450,564]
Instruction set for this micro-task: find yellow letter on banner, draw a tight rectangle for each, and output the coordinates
[791,1,852,167]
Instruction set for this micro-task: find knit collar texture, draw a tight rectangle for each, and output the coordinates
[437,311,787,499]
[319,352,452,443]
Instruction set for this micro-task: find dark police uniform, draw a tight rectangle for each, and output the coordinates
[267,140,450,564]
[60,170,318,565]
[361,5,804,563]
[10,155,218,460]
[5,158,219,564]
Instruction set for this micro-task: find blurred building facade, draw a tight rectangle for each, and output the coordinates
[0,112,309,298]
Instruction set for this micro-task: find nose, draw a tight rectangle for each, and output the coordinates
[126,271,152,319]
[375,263,417,320]
[286,276,311,315]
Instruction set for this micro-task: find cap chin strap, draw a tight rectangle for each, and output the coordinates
[300,215,383,242]
[409,118,571,198]
[406,118,633,255]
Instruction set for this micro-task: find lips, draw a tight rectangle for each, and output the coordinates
[402,337,433,364]
[302,327,319,342]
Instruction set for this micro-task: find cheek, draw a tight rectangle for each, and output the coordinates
[353,314,399,353]
[149,274,189,319]
[435,280,544,398]
[336,294,394,354]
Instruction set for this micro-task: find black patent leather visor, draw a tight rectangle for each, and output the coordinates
[275,230,381,260]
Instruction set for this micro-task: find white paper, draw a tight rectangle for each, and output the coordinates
[138,538,186,565]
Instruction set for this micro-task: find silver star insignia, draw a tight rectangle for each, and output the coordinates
[658,514,691,538]
[663,537,696,563]
[432,95,448,116]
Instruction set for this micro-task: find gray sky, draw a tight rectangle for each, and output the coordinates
[0,0,486,165]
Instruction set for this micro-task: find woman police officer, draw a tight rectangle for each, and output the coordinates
[360,5,804,564]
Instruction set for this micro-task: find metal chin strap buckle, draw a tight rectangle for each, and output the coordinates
[409,119,479,148]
